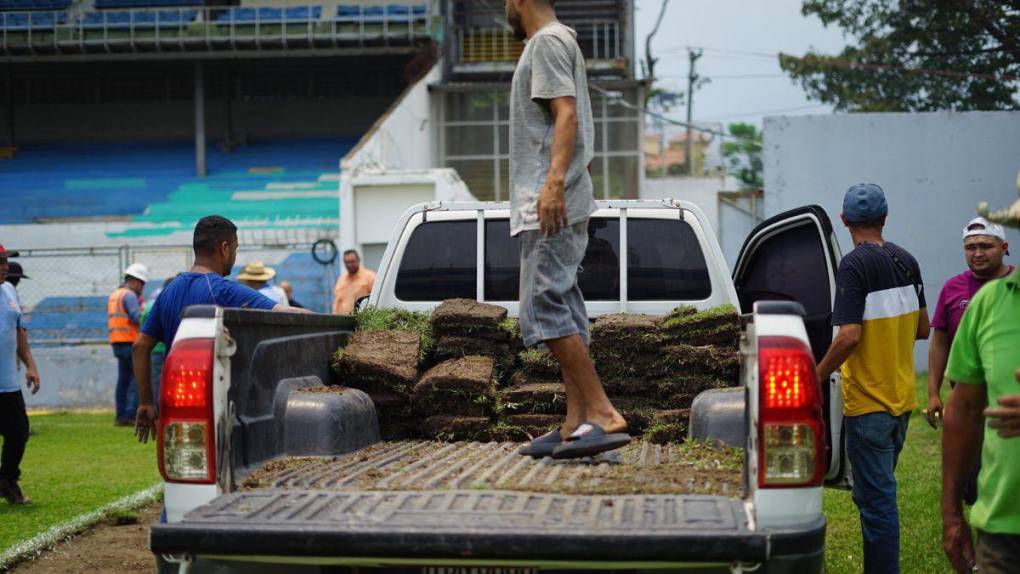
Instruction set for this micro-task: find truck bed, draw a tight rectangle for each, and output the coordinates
[240,440,744,496]
[151,441,769,564]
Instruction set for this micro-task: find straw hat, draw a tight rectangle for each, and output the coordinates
[976,170,1020,229]
[237,261,276,282]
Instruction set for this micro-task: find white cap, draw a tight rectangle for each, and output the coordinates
[124,263,149,283]
[963,217,1007,242]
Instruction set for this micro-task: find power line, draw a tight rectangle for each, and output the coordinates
[591,84,764,147]
[700,104,831,122]
[658,73,787,80]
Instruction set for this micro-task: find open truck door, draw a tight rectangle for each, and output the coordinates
[732,205,849,487]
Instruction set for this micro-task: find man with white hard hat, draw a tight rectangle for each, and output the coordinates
[107,262,148,426]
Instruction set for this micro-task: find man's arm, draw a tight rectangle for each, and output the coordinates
[537,96,577,236]
[926,328,950,428]
[15,328,39,395]
[816,323,862,383]
[124,291,142,326]
[272,303,313,314]
[986,367,1020,439]
[916,307,931,340]
[942,382,985,573]
[132,333,158,443]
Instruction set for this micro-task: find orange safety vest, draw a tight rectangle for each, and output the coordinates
[107,287,139,344]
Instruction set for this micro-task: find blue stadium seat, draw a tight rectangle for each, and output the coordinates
[1,10,65,28]
[80,8,196,28]
[0,0,71,12]
[93,0,200,8]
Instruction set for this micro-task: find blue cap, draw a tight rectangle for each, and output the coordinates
[842,183,888,223]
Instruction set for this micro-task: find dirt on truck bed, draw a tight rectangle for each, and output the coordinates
[241,440,744,497]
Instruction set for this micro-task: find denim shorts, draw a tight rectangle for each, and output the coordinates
[518,221,590,348]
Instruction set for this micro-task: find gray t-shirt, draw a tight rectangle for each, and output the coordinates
[509,22,596,236]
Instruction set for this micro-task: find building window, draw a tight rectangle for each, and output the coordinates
[440,87,642,201]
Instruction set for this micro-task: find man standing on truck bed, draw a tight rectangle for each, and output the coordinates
[133,215,310,443]
[816,183,930,574]
[505,0,629,459]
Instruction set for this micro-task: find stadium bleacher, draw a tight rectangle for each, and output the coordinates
[0,0,70,11]
[94,0,201,8]
[0,139,353,225]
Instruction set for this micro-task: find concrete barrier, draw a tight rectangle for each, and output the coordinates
[24,345,119,411]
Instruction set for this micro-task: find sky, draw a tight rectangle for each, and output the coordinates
[633,0,849,130]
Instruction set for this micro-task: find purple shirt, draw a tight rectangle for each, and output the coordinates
[932,266,1014,340]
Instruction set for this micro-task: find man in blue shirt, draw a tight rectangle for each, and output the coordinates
[132,216,308,442]
[0,245,40,505]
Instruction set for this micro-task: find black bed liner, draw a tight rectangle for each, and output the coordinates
[152,441,771,563]
[151,489,767,562]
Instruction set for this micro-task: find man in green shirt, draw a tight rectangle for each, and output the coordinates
[942,266,1020,573]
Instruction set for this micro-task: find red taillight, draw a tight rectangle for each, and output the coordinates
[758,336,826,488]
[158,338,216,484]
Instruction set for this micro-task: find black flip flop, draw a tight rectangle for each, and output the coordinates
[518,429,562,458]
[551,421,631,460]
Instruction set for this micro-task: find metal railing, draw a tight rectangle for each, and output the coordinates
[13,241,340,345]
[0,4,435,54]
[454,20,621,66]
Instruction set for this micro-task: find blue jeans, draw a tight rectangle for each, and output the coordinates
[845,411,911,574]
[112,343,138,422]
[150,351,165,417]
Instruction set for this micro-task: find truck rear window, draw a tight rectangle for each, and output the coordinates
[395,220,477,301]
[483,218,621,301]
[627,218,711,300]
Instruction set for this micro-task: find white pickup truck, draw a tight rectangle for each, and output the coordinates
[150,199,847,574]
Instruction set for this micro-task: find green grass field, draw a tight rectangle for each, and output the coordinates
[0,412,160,554]
[824,375,953,573]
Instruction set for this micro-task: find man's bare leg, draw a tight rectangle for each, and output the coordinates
[547,334,627,434]
[559,365,587,440]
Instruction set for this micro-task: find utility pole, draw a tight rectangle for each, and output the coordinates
[686,48,702,176]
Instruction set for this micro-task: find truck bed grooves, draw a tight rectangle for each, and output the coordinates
[241,440,743,497]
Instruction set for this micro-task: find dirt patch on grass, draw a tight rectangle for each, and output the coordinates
[333,330,420,394]
[8,503,161,574]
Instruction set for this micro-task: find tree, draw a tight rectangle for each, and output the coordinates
[779,0,1020,112]
[723,123,763,189]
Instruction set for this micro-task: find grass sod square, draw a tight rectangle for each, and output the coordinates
[430,299,508,338]
[413,356,497,417]
[332,330,420,395]
[659,304,740,347]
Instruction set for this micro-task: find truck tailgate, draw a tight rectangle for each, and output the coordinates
[152,441,766,563]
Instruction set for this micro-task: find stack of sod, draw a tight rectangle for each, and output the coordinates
[589,314,663,380]
[415,355,497,419]
[583,305,742,442]
[334,307,433,439]
[659,304,740,347]
[431,299,518,375]
[497,345,564,439]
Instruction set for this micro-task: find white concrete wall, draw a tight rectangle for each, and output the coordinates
[24,345,119,410]
[641,175,745,264]
[764,111,1020,369]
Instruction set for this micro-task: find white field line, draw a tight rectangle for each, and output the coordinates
[0,483,162,571]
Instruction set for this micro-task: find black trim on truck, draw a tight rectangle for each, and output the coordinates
[151,491,770,563]
[754,301,806,317]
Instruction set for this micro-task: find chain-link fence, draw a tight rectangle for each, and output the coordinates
[12,241,340,345]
